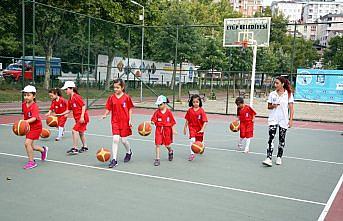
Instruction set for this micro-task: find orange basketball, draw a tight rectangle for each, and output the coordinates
[230,120,240,132]
[12,120,30,136]
[46,116,58,127]
[138,122,152,136]
[191,141,204,154]
[40,128,51,138]
[96,148,111,162]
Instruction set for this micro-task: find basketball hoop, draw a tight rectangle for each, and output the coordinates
[233,40,250,48]
[241,40,249,48]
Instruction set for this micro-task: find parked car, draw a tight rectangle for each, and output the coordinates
[2,56,61,82]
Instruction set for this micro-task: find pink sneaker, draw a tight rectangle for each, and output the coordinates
[23,161,37,169]
[41,146,48,161]
[188,154,195,161]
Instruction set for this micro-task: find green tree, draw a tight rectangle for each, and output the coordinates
[324,36,343,69]
[199,37,226,96]
[0,0,21,59]
[35,0,79,89]
[147,1,202,99]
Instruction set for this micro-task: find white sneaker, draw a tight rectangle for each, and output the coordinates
[244,147,249,153]
[276,157,282,165]
[262,158,273,167]
[237,144,243,150]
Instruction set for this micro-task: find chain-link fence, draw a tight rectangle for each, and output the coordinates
[0,0,342,122]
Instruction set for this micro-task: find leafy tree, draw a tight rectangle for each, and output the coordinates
[324,36,343,69]
[35,0,78,89]
[0,0,21,60]
[199,37,226,94]
[147,0,202,98]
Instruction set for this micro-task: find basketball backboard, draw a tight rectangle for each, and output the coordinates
[223,17,271,47]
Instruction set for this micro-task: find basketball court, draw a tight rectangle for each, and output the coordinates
[1,109,342,221]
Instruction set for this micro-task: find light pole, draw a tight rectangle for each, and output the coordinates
[130,0,144,102]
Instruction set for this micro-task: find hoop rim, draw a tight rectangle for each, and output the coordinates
[233,40,250,48]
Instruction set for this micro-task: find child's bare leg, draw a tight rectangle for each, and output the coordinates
[72,129,79,148]
[79,132,87,147]
[25,139,34,161]
[33,144,44,152]
[166,146,174,161]
[155,145,160,159]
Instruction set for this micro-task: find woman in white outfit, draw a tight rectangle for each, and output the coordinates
[263,76,294,167]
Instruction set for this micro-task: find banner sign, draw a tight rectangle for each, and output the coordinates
[295,69,343,103]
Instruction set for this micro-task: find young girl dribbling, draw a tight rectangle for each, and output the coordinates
[151,95,177,166]
[59,81,89,155]
[46,88,68,141]
[21,85,48,169]
[183,95,208,161]
[102,79,134,168]
[235,97,256,153]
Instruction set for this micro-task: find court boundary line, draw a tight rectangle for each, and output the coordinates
[317,172,343,220]
[1,112,343,132]
[1,123,342,166]
[0,152,326,206]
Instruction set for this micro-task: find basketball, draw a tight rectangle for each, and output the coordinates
[191,141,204,154]
[40,128,50,138]
[138,122,152,136]
[96,148,111,162]
[46,116,58,127]
[12,120,30,136]
[230,121,240,132]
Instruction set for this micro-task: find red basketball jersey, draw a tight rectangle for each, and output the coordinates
[151,108,176,127]
[106,93,134,127]
[49,96,67,114]
[238,105,256,122]
[185,107,208,130]
[67,93,89,122]
[22,102,42,131]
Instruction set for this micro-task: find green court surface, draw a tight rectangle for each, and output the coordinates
[1,114,342,221]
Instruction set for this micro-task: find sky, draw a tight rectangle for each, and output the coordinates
[263,0,343,6]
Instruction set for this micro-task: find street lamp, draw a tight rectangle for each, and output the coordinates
[130,0,144,102]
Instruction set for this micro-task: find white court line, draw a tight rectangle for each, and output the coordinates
[317,172,343,221]
[0,152,326,206]
[1,123,343,165]
[75,131,343,165]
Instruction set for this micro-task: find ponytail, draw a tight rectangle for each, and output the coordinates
[276,76,292,98]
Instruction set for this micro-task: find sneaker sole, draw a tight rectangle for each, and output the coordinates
[109,164,118,168]
[262,161,272,167]
[24,164,37,169]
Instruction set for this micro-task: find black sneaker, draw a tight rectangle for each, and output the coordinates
[109,159,118,168]
[124,151,132,163]
[168,150,174,161]
[154,159,160,166]
[67,147,78,155]
[78,147,88,153]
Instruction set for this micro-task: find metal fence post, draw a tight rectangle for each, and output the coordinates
[172,25,179,111]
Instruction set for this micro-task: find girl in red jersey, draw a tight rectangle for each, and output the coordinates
[46,88,68,141]
[59,81,89,155]
[235,97,256,153]
[183,94,208,161]
[151,95,177,166]
[102,79,134,168]
[21,85,48,169]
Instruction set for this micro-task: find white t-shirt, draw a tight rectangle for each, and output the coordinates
[267,90,294,129]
